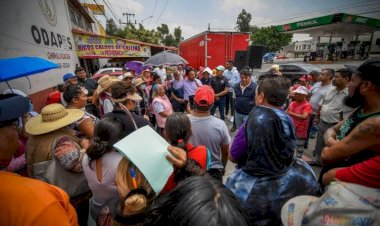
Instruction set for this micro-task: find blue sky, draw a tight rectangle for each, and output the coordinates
[94,0,380,41]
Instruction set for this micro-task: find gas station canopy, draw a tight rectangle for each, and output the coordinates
[275,13,380,36]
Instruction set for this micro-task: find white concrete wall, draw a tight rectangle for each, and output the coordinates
[0,0,79,95]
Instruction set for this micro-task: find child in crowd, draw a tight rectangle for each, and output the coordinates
[287,86,313,158]
[161,112,209,192]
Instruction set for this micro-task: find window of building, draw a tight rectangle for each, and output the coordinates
[69,6,76,25]
[84,20,93,32]
[75,11,84,29]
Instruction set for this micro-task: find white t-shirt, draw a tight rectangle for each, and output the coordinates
[154,67,167,81]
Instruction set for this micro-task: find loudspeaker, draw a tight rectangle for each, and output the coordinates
[247,45,265,69]
[234,51,247,71]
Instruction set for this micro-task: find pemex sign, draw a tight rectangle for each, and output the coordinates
[276,15,334,32]
[276,13,380,32]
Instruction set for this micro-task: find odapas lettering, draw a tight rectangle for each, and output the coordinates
[31,25,72,50]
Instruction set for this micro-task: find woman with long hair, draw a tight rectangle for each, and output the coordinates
[159,113,209,192]
[82,116,125,221]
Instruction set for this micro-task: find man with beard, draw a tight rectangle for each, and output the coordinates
[311,68,354,165]
[76,67,98,116]
[319,59,380,189]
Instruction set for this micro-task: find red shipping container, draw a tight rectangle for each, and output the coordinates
[179,31,250,70]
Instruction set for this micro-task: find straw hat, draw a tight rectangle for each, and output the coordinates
[113,92,142,103]
[25,104,84,135]
[97,75,120,93]
[123,72,134,78]
[134,78,146,87]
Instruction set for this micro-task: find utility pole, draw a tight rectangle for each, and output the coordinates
[122,12,135,25]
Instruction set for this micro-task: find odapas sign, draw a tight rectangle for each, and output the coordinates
[0,0,78,94]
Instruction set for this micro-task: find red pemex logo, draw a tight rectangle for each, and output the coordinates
[283,24,291,31]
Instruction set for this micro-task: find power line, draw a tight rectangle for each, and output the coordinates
[151,0,159,16]
[103,0,120,20]
[102,0,122,25]
[154,0,170,28]
[93,0,116,25]
[128,0,135,15]
[147,0,159,26]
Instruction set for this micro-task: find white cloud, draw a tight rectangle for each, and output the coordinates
[166,23,204,40]
[219,0,268,12]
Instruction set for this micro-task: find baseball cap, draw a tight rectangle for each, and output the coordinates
[346,58,380,85]
[294,86,309,95]
[0,94,29,124]
[202,67,213,75]
[63,73,76,82]
[281,181,380,226]
[194,85,214,107]
[215,65,225,71]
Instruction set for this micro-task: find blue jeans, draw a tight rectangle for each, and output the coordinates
[211,96,226,120]
[234,111,249,129]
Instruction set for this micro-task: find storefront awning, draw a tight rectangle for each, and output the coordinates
[72,29,177,59]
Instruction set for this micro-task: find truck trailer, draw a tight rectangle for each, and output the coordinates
[179,31,251,70]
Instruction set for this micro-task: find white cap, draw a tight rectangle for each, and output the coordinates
[294,86,309,95]
[202,67,213,75]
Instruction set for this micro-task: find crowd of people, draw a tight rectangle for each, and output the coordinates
[0,58,379,226]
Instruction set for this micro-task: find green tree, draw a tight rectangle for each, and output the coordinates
[251,26,292,52]
[105,19,119,36]
[118,23,160,44]
[174,26,182,44]
[236,9,252,32]
[162,34,177,46]
[157,24,169,40]
[250,25,259,35]
[157,24,182,46]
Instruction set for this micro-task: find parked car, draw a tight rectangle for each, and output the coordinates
[257,63,322,84]
[279,63,322,84]
[94,67,123,75]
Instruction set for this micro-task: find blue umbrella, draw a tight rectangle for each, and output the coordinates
[0,56,59,82]
[144,51,188,67]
